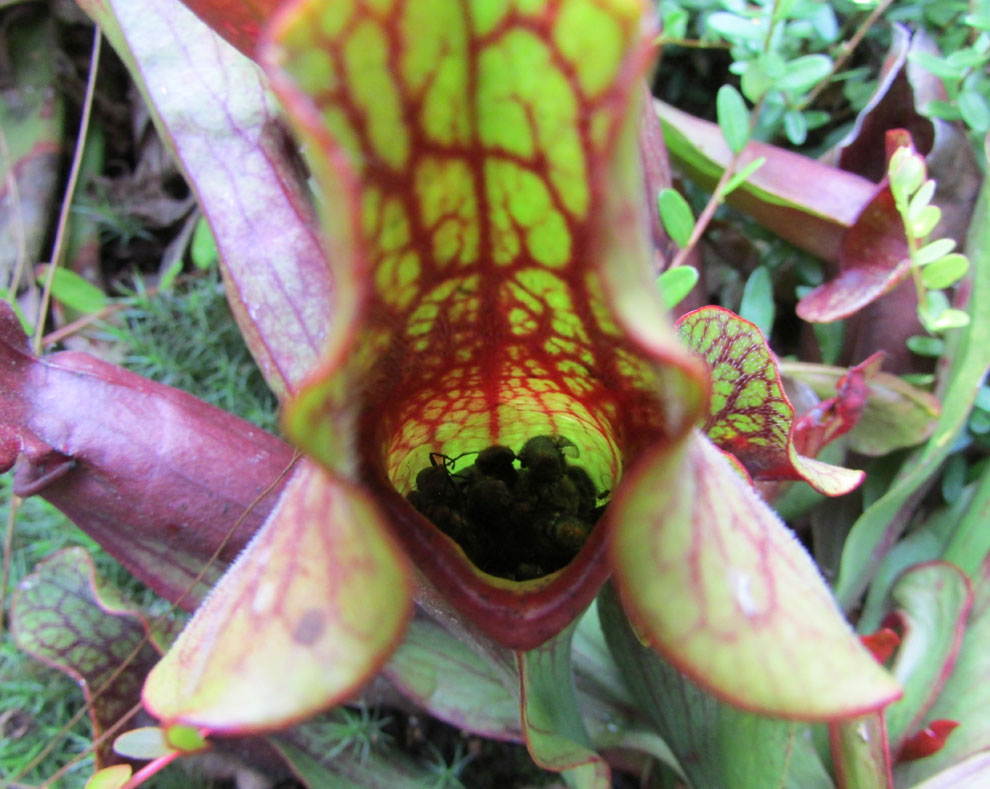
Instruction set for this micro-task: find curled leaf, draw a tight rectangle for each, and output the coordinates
[677,306,864,496]
[143,461,413,733]
[610,430,900,720]
[10,548,161,768]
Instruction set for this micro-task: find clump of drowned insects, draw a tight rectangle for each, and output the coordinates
[407,436,607,580]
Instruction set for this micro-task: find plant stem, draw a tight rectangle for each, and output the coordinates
[798,0,894,112]
[33,27,101,356]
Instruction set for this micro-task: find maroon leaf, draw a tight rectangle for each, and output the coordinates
[10,548,160,768]
[657,100,875,264]
[173,0,281,59]
[861,627,901,666]
[829,25,935,182]
[792,351,883,459]
[0,300,294,609]
[796,174,911,324]
[78,0,333,399]
[898,720,960,763]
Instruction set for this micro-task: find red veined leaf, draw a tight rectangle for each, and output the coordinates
[143,460,413,733]
[676,306,864,496]
[264,0,707,649]
[610,430,900,719]
[10,548,161,768]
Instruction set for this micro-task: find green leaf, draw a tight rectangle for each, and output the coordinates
[383,617,520,740]
[656,266,699,311]
[835,175,990,610]
[960,88,990,132]
[884,563,972,749]
[717,84,750,154]
[931,308,971,331]
[739,265,775,336]
[780,360,941,457]
[911,204,943,239]
[925,99,963,122]
[921,253,969,289]
[660,8,688,42]
[829,713,892,789]
[157,257,183,292]
[598,584,833,789]
[740,59,773,102]
[921,289,950,328]
[906,335,946,357]
[610,431,898,719]
[678,306,864,494]
[519,623,610,788]
[165,723,209,752]
[706,11,765,43]
[657,187,694,248]
[113,727,176,760]
[942,461,990,578]
[190,215,219,270]
[37,266,108,315]
[916,238,957,267]
[908,180,937,223]
[894,561,990,786]
[775,54,832,94]
[143,462,412,732]
[782,108,807,145]
[889,148,926,200]
[10,548,162,768]
[909,50,964,81]
[723,155,767,195]
[84,765,133,789]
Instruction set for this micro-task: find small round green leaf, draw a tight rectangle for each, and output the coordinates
[85,765,133,789]
[740,60,772,102]
[907,180,937,222]
[889,148,925,200]
[775,54,832,94]
[739,265,775,337]
[657,188,695,248]
[909,51,963,80]
[920,289,949,332]
[915,238,956,267]
[931,308,971,331]
[724,156,767,195]
[911,204,942,239]
[783,109,807,145]
[657,266,699,311]
[717,85,750,154]
[37,267,108,315]
[905,334,945,358]
[113,726,175,760]
[661,8,688,41]
[706,12,764,42]
[166,723,210,752]
[960,88,990,132]
[921,253,969,289]
[190,216,219,270]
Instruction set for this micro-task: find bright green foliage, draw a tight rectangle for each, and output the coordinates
[888,145,971,335]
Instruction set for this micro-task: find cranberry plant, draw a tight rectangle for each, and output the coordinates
[2,0,989,787]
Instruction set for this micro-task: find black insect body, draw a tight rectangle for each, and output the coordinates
[406,435,608,581]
